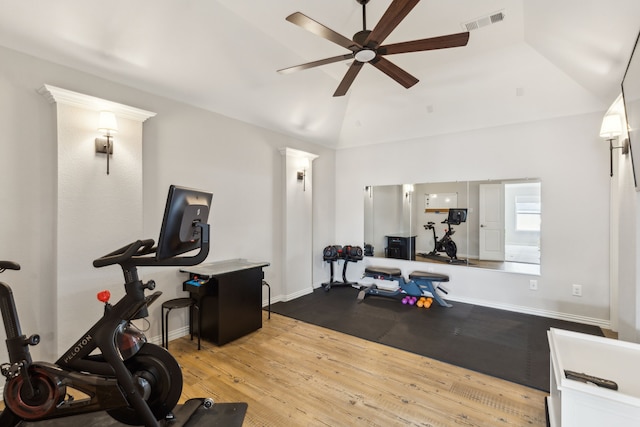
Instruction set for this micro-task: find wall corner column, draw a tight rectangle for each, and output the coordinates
[279,147,319,300]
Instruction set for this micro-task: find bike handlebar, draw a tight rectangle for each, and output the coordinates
[92,224,210,270]
[93,239,156,268]
[0,261,20,271]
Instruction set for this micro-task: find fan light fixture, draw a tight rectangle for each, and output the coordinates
[355,49,376,62]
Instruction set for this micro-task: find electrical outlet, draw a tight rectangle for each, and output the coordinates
[572,284,582,297]
[529,280,538,291]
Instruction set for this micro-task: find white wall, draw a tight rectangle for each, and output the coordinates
[0,44,335,362]
[611,111,638,341]
[55,103,144,355]
[138,98,335,311]
[335,113,612,326]
[0,38,629,359]
[1,47,59,362]
[614,150,637,340]
[280,149,318,300]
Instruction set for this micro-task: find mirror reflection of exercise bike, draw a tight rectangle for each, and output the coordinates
[421,208,467,263]
[0,185,214,427]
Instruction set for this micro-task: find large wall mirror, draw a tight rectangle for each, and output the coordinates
[364,179,541,275]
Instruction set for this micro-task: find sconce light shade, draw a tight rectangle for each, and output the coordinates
[297,157,310,191]
[96,111,118,175]
[98,111,118,135]
[599,113,622,139]
[600,112,630,177]
[301,157,310,171]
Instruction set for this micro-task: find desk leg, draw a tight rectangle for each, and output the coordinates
[263,280,271,319]
[196,298,202,350]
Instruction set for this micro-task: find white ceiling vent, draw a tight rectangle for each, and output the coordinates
[462,11,505,32]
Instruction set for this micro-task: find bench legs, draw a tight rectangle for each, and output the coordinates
[412,278,452,308]
[359,274,451,307]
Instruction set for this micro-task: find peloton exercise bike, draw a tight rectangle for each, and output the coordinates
[421,208,468,264]
[0,185,216,427]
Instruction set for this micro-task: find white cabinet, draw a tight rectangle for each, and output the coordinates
[547,328,640,426]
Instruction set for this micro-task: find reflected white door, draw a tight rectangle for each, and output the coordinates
[479,183,505,261]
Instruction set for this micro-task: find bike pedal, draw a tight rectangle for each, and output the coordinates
[203,397,214,409]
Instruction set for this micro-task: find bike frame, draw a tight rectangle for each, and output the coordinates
[426,222,454,252]
[49,277,163,420]
[0,225,209,427]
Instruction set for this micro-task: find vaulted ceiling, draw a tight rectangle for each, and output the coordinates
[0,0,638,149]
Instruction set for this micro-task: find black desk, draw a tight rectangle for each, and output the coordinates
[181,259,269,346]
[385,235,416,260]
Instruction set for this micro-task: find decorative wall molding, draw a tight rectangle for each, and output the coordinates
[278,147,319,162]
[279,147,319,297]
[38,84,156,122]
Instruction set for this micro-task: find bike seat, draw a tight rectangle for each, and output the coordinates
[364,266,402,277]
[409,271,449,282]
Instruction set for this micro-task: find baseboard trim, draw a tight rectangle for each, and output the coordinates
[282,287,314,302]
[274,285,611,329]
[447,295,611,329]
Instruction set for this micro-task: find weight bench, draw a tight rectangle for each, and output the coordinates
[358,266,452,307]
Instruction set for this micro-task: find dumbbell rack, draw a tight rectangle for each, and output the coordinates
[321,245,363,291]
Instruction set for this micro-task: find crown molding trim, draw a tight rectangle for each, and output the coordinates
[38,84,156,122]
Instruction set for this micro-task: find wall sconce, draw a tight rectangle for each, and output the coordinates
[95,111,118,175]
[404,184,414,201]
[297,157,310,191]
[599,113,629,177]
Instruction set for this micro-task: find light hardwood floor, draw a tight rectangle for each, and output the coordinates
[171,312,548,426]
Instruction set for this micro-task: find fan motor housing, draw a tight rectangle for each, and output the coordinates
[353,30,372,46]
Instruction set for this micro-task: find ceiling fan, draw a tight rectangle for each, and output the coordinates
[277,0,470,97]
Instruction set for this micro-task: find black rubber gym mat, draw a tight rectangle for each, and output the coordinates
[18,402,247,426]
[269,287,603,391]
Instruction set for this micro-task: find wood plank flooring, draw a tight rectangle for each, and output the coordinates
[171,312,548,426]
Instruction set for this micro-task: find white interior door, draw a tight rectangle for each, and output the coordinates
[479,183,505,261]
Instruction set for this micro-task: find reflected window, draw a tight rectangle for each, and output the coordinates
[515,195,541,231]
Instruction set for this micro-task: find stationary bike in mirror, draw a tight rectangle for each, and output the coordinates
[423,208,468,263]
[0,185,213,427]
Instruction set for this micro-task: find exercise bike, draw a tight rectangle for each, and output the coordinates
[422,208,467,262]
[0,185,213,427]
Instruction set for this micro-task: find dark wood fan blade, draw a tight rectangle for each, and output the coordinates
[363,0,420,49]
[370,56,419,89]
[286,12,360,52]
[379,32,470,55]
[334,61,364,97]
[278,54,354,74]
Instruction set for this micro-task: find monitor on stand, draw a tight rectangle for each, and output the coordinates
[156,185,213,261]
[447,208,468,225]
